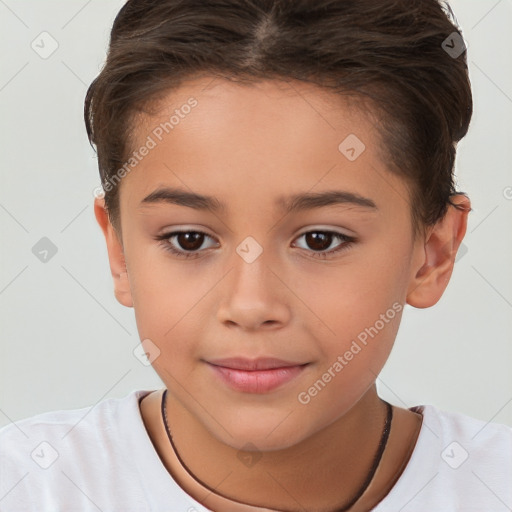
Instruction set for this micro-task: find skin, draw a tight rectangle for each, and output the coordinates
[94,76,470,511]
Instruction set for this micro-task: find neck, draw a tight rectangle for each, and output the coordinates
[164,385,393,511]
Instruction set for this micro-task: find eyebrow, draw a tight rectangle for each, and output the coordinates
[139,186,378,214]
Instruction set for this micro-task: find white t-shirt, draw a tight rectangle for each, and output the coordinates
[0,389,511,512]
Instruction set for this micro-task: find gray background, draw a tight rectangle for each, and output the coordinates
[1,0,511,429]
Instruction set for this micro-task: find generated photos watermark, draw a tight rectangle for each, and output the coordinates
[298,302,403,405]
[93,97,198,199]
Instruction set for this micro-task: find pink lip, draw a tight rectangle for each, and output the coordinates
[206,358,308,393]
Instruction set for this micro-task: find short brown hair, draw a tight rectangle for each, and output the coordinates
[85,0,472,238]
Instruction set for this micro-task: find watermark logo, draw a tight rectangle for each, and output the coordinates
[98,98,198,197]
[236,236,263,263]
[237,442,262,468]
[441,441,469,469]
[298,302,403,405]
[93,186,105,199]
[31,31,59,59]
[338,134,366,161]
[32,237,58,263]
[133,338,161,366]
[31,441,59,469]
[441,32,466,59]
[455,242,468,263]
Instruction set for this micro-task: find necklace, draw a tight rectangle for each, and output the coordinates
[161,389,393,511]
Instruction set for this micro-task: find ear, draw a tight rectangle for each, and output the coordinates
[94,197,133,308]
[406,194,471,308]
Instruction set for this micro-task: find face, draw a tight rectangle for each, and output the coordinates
[111,77,424,451]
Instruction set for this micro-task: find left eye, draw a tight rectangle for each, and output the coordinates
[155,230,218,259]
[155,229,355,260]
[292,230,355,259]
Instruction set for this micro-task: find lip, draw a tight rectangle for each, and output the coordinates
[206,357,309,393]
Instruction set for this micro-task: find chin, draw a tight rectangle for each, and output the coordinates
[220,429,307,453]
[203,409,317,453]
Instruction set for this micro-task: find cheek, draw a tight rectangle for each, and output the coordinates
[291,255,406,333]
[289,250,406,388]
[129,246,208,325]
[128,257,207,367]
[296,308,402,424]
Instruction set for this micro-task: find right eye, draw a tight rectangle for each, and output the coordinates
[155,230,219,259]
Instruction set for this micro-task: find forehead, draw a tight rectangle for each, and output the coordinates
[119,76,406,218]
[129,76,378,153]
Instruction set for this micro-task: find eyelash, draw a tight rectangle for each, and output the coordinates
[154,229,356,260]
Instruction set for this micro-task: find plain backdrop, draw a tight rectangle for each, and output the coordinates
[0,0,511,429]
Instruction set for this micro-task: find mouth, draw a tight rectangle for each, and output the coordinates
[206,357,309,394]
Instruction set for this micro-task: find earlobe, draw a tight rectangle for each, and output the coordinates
[406,194,471,309]
[94,197,133,308]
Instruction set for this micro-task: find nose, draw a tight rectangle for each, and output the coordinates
[216,244,292,331]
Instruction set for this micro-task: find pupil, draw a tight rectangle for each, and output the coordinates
[175,232,333,252]
[178,232,202,250]
[307,232,331,251]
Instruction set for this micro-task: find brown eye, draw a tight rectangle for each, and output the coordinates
[155,230,218,259]
[293,230,356,259]
[174,232,205,251]
[304,232,333,251]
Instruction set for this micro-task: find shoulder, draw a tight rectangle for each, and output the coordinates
[373,404,512,512]
[0,389,156,510]
[418,403,512,459]
[0,389,152,447]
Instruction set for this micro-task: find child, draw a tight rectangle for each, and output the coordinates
[1,0,511,510]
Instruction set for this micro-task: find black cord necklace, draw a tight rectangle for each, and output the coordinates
[161,389,393,512]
